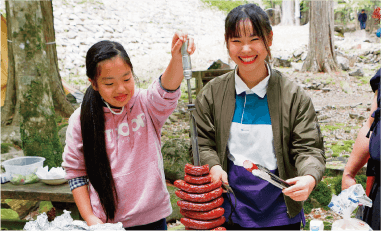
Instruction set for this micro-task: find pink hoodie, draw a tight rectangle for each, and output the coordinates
[62,78,180,227]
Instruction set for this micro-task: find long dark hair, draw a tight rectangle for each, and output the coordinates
[81,40,133,221]
[225,4,273,59]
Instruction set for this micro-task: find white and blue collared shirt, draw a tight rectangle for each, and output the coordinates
[227,64,277,171]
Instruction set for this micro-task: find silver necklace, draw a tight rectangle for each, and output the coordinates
[102,98,124,115]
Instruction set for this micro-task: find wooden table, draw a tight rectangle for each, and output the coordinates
[1,181,82,229]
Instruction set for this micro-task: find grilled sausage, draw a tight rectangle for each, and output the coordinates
[180,207,225,220]
[184,163,209,176]
[175,188,223,203]
[184,173,211,185]
[180,216,226,230]
[210,227,226,231]
[174,180,222,194]
[177,197,224,211]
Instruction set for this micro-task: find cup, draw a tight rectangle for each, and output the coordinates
[310,219,324,231]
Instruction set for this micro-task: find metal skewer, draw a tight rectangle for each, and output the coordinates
[181,40,200,166]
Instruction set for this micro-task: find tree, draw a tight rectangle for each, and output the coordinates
[3,1,70,167]
[302,0,338,73]
[2,0,74,127]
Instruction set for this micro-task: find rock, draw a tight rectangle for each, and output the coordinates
[336,56,350,71]
[1,125,22,148]
[322,88,331,92]
[6,199,39,219]
[349,69,364,77]
[162,139,192,182]
[265,8,281,26]
[272,55,292,67]
[207,59,231,70]
[349,113,359,119]
[291,62,303,72]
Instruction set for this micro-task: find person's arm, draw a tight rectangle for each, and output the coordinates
[72,185,103,226]
[342,91,377,190]
[161,32,195,91]
[282,95,325,201]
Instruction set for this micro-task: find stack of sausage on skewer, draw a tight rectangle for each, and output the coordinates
[174,164,226,230]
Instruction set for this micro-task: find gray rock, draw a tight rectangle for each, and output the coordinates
[349,113,359,119]
[336,56,350,71]
[291,62,303,72]
[349,69,364,77]
[1,126,22,148]
[272,55,292,67]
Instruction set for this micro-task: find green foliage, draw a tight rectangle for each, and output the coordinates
[262,0,283,10]
[38,201,54,214]
[1,209,19,220]
[304,181,332,214]
[320,124,341,132]
[162,138,192,182]
[201,0,250,13]
[20,80,63,168]
[1,143,13,154]
[330,140,355,156]
[333,175,367,195]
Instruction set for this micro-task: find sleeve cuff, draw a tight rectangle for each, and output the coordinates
[159,75,180,93]
[68,176,89,191]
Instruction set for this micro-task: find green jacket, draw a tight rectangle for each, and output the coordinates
[193,68,325,218]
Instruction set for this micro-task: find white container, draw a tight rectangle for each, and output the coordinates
[2,156,45,185]
[310,219,324,231]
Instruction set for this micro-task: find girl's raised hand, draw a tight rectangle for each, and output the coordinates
[171,31,195,59]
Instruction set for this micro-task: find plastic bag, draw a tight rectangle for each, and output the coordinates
[328,184,373,231]
[24,210,125,231]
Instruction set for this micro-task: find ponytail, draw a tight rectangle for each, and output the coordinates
[80,86,118,221]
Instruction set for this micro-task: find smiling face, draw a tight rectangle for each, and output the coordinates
[227,19,272,78]
[90,56,135,108]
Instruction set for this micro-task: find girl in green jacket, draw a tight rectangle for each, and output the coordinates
[194,4,325,230]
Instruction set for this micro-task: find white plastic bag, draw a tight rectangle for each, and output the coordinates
[328,184,373,231]
[24,210,125,231]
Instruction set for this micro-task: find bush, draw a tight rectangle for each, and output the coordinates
[1,143,13,154]
[304,181,332,214]
[334,174,367,195]
[162,138,193,182]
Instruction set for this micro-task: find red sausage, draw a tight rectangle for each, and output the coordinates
[243,160,258,172]
[180,207,225,220]
[181,216,226,230]
[175,188,223,203]
[184,163,209,176]
[184,173,211,185]
[177,197,224,211]
[174,180,222,193]
[212,227,227,230]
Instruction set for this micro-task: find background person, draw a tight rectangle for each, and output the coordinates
[358,9,368,30]
[342,69,380,230]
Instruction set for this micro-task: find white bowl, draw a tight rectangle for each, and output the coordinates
[40,178,68,185]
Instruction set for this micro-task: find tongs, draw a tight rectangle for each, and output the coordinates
[243,160,291,190]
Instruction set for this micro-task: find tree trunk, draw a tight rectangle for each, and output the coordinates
[6,1,63,168]
[302,0,338,73]
[2,1,74,126]
[40,1,75,118]
[367,3,378,34]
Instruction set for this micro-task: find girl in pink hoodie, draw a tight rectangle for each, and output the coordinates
[62,32,195,229]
